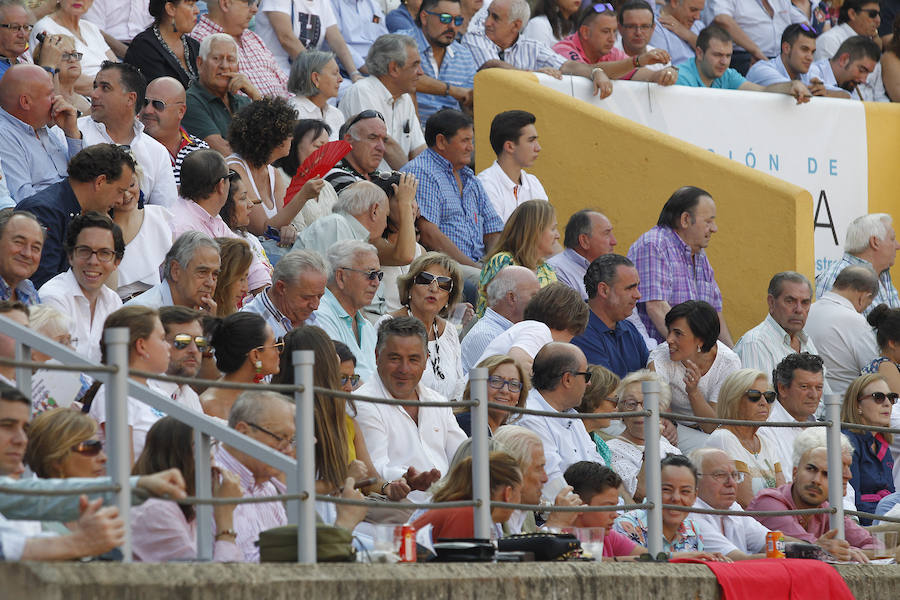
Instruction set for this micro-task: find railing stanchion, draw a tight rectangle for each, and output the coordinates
[293,350,317,563]
[194,430,213,560]
[642,379,663,556]
[470,367,491,539]
[824,393,845,539]
[105,327,132,561]
[14,341,31,402]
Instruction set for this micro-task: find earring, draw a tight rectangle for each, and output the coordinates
[696,345,701,354]
[172,20,178,33]
[253,360,264,384]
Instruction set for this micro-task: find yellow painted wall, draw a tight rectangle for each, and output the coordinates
[473,69,814,339]
[864,102,900,286]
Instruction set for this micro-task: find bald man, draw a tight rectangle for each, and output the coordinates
[0,64,83,202]
[139,77,209,186]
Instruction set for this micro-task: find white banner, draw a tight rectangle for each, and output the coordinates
[537,75,868,275]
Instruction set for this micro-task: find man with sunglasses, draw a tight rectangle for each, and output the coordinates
[518,342,604,498]
[78,62,178,208]
[153,306,207,413]
[813,0,886,100]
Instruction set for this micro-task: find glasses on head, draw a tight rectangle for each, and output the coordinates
[345,109,385,132]
[71,439,103,456]
[62,51,83,61]
[699,470,745,484]
[254,338,285,354]
[570,370,593,383]
[746,389,776,403]
[142,97,183,111]
[341,267,384,281]
[592,3,614,13]
[341,373,361,387]
[414,270,453,292]
[488,375,523,393]
[247,422,295,449]
[860,391,899,405]
[72,245,116,263]
[621,23,653,31]
[424,9,465,25]
[172,333,209,351]
[798,23,816,34]
[862,8,879,17]
[0,23,32,32]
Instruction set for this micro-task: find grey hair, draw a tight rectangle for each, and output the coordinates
[365,34,417,78]
[287,50,336,97]
[508,0,531,24]
[791,427,852,469]
[272,249,328,286]
[228,390,292,429]
[0,0,25,18]
[325,239,378,281]
[688,447,730,473]
[163,231,220,281]
[493,425,543,469]
[27,304,70,338]
[844,213,893,255]
[199,33,237,61]
[767,271,812,298]
[614,369,672,411]
[334,181,386,217]
[485,265,534,306]
[832,264,879,295]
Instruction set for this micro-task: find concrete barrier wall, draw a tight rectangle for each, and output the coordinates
[864,102,900,294]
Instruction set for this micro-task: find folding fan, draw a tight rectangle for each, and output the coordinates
[282,140,352,206]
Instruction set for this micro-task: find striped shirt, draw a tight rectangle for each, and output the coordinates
[400,148,503,262]
[815,252,900,316]
[241,288,294,338]
[172,127,209,186]
[463,31,566,70]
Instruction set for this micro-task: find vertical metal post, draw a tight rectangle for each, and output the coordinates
[105,327,132,561]
[293,350,316,563]
[470,367,492,540]
[642,379,663,556]
[194,430,213,560]
[824,394,845,539]
[14,341,31,401]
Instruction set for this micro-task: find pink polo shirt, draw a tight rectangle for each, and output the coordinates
[553,33,628,64]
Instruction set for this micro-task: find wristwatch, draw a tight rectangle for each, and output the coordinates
[42,65,58,75]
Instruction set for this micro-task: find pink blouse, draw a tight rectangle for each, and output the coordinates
[130,498,243,562]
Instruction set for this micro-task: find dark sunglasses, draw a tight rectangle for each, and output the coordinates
[414,271,453,292]
[345,109,385,132]
[861,8,879,17]
[488,375,522,393]
[592,3,614,13]
[570,370,593,383]
[424,9,465,25]
[341,267,385,281]
[71,439,103,456]
[746,389,776,403]
[254,338,286,354]
[341,373,361,387]
[860,391,899,405]
[172,334,209,351]
[142,97,183,111]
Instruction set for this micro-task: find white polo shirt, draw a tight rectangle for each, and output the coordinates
[690,498,769,555]
[703,0,803,57]
[476,160,548,223]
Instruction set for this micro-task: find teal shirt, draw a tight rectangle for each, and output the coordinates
[676,57,746,90]
[183,82,251,140]
[313,288,377,382]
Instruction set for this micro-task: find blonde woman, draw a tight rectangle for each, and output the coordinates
[212,237,252,317]
[578,365,620,467]
[30,0,115,87]
[476,199,559,317]
[25,408,107,478]
[456,354,530,435]
[704,369,785,508]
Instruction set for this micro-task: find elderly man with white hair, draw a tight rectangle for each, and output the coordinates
[339,34,426,171]
[313,240,382,381]
[293,181,390,257]
[816,213,900,316]
[182,33,262,156]
[461,265,540,374]
[747,427,873,563]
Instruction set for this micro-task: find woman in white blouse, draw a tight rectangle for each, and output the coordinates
[286,51,346,141]
[608,370,681,502]
[522,0,583,47]
[648,300,742,454]
[704,369,785,508]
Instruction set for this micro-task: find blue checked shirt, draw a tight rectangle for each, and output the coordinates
[463,31,566,70]
[400,148,503,262]
[816,252,900,316]
[0,276,39,306]
[400,26,477,125]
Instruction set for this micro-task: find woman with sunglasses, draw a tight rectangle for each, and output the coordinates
[455,354,530,436]
[124,0,201,89]
[199,312,283,419]
[704,369,785,508]
[841,373,896,524]
[378,252,466,401]
[25,408,107,478]
[648,300,742,454]
[212,237,252,316]
[334,340,361,392]
[476,200,559,318]
[522,0,582,46]
[578,365,621,467]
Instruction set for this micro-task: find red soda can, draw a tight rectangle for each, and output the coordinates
[766,531,785,558]
[399,525,417,562]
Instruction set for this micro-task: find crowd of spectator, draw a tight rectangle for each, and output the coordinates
[0,0,897,570]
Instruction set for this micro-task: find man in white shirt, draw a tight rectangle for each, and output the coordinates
[689,448,769,559]
[354,316,468,501]
[154,306,207,413]
[476,110,547,223]
[37,212,123,363]
[808,35,881,99]
[78,62,177,208]
[650,0,705,67]
[517,342,604,498]
[614,0,671,71]
[339,34,426,170]
[805,265,879,396]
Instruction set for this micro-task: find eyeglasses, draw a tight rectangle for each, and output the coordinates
[172,334,209,351]
[861,9,879,18]
[621,23,653,31]
[341,373,361,387]
[340,267,384,281]
[345,109,385,132]
[414,271,453,292]
[217,169,240,185]
[488,375,523,393]
[620,399,643,411]
[592,3,614,13]
[72,245,116,263]
[699,470,745,484]
[71,439,103,456]
[860,391,899,405]
[0,23,33,32]
[62,51,83,61]
[254,338,285,354]
[246,422,295,449]
[569,370,593,383]
[746,389,776,403]
[142,97,183,111]
[424,10,465,25]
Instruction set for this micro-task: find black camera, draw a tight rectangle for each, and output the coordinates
[36,31,46,44]
[371,170,402,198]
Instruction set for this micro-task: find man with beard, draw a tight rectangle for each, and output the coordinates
[808,35,881,99]
[154,306,207,412]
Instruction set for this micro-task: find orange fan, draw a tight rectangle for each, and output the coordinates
[282,140,352,206]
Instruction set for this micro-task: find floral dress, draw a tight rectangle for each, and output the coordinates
[613,509,704,552]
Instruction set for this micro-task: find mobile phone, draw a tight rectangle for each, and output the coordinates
[36,31,45,44]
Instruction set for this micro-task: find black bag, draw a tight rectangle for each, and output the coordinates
[498,532,582,561]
